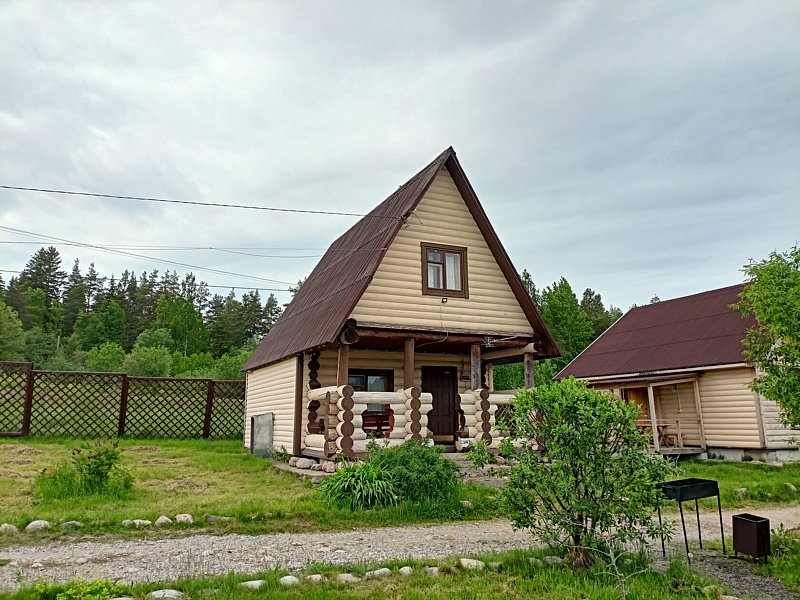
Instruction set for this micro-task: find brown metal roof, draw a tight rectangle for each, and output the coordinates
[245,147,558,371]
[557,284,755,380]
[586,373,700,387]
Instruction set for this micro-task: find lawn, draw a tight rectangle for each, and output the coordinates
[0,438,497,542]
[754,525,800,594]
[2,548,719,600]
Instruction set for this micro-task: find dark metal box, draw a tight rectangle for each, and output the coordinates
[733,513,770,559]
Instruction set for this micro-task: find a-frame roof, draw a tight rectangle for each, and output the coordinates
[245,147,558,371]
[556,284,755,380]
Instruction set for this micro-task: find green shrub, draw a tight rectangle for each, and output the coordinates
[369,440,459,503]
[467,439,495,469]
[33,440,133,500]
[32,579,127,600]
[319,461,399,510]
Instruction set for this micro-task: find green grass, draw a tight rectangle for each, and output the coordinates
[752,525,800,593]
[0,438,497,544]
[1,548,721,600]
[676,459,800,508]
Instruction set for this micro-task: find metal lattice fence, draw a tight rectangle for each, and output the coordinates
[0,362,245,439]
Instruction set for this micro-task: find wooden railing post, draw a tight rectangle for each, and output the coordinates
[21,363,34,436]
[117,374,129,437]
[203,379,215,439]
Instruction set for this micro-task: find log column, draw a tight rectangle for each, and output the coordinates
[338,385,356,458]
[470,343,481,391]
[523,353,535,389]
[404,338,415,389]
[406,386,423,441]
[337,344,350,386]
[476,388,492,443]
[325,392,340,458]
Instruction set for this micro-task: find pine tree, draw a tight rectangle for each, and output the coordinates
[62,259,87,337]
[18,246,67,307]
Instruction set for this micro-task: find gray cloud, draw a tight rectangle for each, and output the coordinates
[0,0,797,310]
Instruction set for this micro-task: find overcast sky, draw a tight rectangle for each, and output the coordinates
[1,1,797,311]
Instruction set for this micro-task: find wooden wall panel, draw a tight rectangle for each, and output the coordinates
[244,357,297,450]
[698,368,762,448]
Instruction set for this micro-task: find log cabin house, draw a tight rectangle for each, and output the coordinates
[557,284,798,461]
[243,147,559,458]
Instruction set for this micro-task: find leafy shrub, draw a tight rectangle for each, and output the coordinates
[369,440,459,503]
[123,345,172,377]
[85,342,125,372]
[319,461,399,510]
[32,579,128,600]
[467,439,495,469]
[34,440,133,500]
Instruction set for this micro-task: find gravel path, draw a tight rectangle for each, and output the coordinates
[1,507,798,592]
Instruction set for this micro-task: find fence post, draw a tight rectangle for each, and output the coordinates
[203,380,214,439]
[118,374,129,437]
[21,363,34,436]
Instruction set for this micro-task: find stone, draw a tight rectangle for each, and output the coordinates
[719,596,741,600]
[288,456,300,467]
[649,559,670,574]
[0,523,19,535]
[76,557,89,565]
[311,475,325,485]
[175,514,193,524]
[279,575,299,586]
[785,482,797,493]
[310,463,324,471]
[60,520,83,529]
[399,566,413,576]
[494,456,507,465]
[306,574,325,583]
[425,567,440,577]
[155,516,173,527]
[238,580,265,590]
[31,562,44,569]
[489,562,502,571]
[460,500,473,508]
[121,520,133,527]
[146,591,184,599]
[365,567,391,578]
[132,519,152,528]
[203,514,232,524]
[112,597,135,600]
[25,520,50,533]
[735,487,748,499]
[528,557,543,567]
[459,558,485,570]
[322,461,337,473]
[295,458,315,470]
[542,555,563,566]
[336,573,360,583]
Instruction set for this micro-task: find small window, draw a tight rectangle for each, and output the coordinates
[348,369,393,436]
[421,243,468,298]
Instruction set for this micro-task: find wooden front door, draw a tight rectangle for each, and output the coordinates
[422,366,458,442]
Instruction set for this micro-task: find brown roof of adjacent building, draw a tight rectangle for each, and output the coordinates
[557,284,755,380]
[245,147,558,371]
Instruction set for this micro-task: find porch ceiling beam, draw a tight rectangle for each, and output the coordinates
[356,328,529,347]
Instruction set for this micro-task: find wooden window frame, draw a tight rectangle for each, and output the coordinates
[347,369,394,393]
[421,242,469,299]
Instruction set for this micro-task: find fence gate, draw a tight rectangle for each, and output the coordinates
[0,362,32,437]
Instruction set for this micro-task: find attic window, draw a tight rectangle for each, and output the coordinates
[421,243,468,298]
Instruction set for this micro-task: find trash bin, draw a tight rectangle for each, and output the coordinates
[732,513,770,560]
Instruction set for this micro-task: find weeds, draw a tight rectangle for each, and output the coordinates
[466,439,495,469]
[319,461,399,510]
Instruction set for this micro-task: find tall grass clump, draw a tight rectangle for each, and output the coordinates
[369,440,460,503]
[319,461,399,510]
[33,440,133,501]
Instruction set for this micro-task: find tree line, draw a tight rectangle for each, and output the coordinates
[0,247,283,379]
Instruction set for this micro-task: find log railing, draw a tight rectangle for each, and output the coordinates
[456,389,514,449]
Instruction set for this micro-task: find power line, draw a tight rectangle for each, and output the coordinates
[0,240,322,258]
[0,226,296,286]
[0,184,399,219]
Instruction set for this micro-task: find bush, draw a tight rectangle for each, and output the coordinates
[467,439,495,469]
[134,328,174,350]
[368,440,459,503]
[500,379,673,564]
[85,342,125,372]
[32,579,128,600]
[319,461,399,510]
[34,440,133,500]
[123,345,172,377]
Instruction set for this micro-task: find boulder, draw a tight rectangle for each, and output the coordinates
[295,458,315,470]
[155,516,173,527]
[133,519,152,528]
[425,567,439,577]
[60,521,83,529]
[25,520,51,533]
[288,456,300,467]
[322,461,337,473]
[238,580,265,590]
[146,591,184,599]
[542,555,563,566]
[718,596,741,600]
[399,566,413,576]
[203,514,233,524]
[459,558,485,570]
[279,575,299,586]
[306,574,325,583]
[336,573,360,583]
[0,523,19,535]
[365,567,391,578]
[175,514,193,524]
[528,557,543,567]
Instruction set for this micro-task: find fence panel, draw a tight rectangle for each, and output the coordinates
[209,380,246,439]
[125,377,209,438]
[0,362,30,436]
[31,371,124,437]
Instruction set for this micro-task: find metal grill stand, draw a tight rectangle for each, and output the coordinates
[658,478,725,563]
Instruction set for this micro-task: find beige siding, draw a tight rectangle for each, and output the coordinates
[759,393,798,449]
[698,368,762,448]
[310,349,473,392]
[350,168,533,335]
[654,383,702,447]
[244,357,297,451]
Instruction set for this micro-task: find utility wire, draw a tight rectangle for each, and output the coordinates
[0,225,296,286]
[0,240,378,254]
[0,184,399,219]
